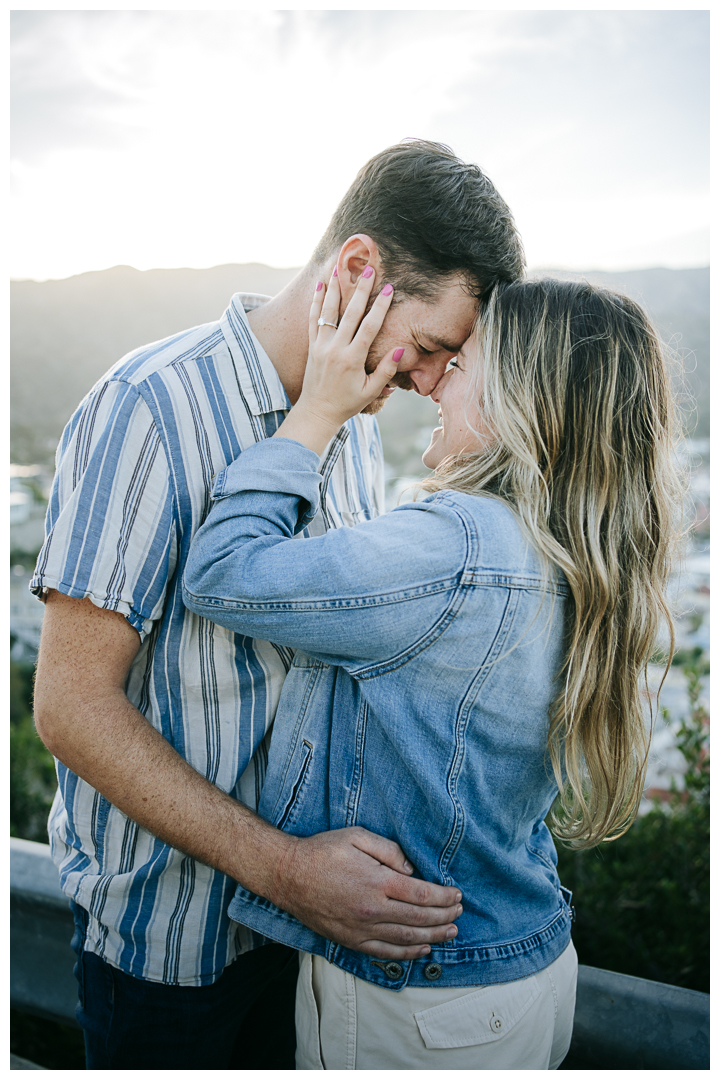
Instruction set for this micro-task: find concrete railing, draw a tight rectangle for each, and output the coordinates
[11,838,79,1026]
[11,837,710,1070]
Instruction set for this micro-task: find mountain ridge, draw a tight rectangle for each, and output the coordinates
[11,263,709,466]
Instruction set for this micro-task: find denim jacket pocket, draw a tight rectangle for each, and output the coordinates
[276,740,314,831]
[414,976,541,1049]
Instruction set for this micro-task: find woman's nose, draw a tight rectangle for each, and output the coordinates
[430,368,453,404]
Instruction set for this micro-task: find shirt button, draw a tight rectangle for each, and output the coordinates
[384,962,404,981]
[490,1013,504,1032]
[424,963,443,981]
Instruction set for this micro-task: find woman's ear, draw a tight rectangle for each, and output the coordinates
[335,234,381,310]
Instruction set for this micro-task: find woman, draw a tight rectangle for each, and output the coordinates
[183,268,682,1069]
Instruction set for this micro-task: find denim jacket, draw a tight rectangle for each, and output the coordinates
[182,437,573,991]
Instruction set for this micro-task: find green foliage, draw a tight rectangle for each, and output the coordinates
[671,643,710,675]
[670,658,710,803]
[10,655,82,1067]
[10,651,57,843]
[555,659,710,992]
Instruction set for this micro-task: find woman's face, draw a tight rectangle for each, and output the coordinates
[422,335,492,470]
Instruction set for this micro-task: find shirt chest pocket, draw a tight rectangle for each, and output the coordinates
[337,507,372,527]
[414,976,541,1049]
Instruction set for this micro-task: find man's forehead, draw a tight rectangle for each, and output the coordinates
[410,288,477,352]
[418,328,470,354]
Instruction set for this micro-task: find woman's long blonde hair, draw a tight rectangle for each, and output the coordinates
[423,279,685,847]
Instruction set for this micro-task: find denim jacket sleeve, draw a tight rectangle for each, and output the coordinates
[182,437,469,669]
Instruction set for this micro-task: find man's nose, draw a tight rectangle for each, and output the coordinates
[409,355,452,397]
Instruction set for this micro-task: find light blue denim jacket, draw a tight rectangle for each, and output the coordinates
[182,437,573,991]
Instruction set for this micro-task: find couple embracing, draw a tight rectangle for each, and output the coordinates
[32,140,681,1070]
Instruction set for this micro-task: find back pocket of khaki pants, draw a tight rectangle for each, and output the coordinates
[414,976,540,1050]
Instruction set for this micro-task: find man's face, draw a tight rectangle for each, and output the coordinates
[361,276,478,415]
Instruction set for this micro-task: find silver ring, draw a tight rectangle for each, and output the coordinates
[317,317,338,328]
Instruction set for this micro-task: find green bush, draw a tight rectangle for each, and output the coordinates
[670,643,710,675]
[10,650,57,843]
[555,660,709,992]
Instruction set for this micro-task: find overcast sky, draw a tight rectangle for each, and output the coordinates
[10,9,709,281]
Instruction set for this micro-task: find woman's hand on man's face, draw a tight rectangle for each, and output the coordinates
[273,266,404,456]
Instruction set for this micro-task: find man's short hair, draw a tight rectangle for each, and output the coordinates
[313,139,525,301]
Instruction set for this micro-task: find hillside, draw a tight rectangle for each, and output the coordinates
[11,263,709,469]
[10,264,300,465]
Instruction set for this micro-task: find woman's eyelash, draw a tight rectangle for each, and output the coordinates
[447,359,459,369]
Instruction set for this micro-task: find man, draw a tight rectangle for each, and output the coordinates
[32,140,524,1069]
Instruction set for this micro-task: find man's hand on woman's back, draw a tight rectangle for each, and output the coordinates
[34,591,461,959]
[272,826,462,959]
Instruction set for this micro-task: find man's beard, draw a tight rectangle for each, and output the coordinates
[361,340,414,414]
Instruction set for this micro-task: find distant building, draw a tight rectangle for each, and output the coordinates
[10,464,51,557]
[10,465,51,662]
[10,569,44,662]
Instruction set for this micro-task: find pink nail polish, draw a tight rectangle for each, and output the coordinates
[382,283,393,296]
[362,265,374,278]
[332,266,338,277]
[316,281,324,292]
[392,348,404,363]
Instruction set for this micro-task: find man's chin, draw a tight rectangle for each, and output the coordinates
[361,397,388,416]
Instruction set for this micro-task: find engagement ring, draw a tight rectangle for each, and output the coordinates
[317,317,338,328]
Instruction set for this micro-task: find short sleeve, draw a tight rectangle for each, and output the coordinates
[31,379,176,640]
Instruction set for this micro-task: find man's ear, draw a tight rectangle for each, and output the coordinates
[335,234,381,311]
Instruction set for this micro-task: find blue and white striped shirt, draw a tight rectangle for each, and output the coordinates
[31,294,385,986]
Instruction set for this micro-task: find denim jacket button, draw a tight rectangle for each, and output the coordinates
[423,963,443,981]
[384,962,404,980]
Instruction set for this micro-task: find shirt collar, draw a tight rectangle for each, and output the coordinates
[220,293,291,416]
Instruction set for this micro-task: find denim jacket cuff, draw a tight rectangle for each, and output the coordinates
[211,437,323,531]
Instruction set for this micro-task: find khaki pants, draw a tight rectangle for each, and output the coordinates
[295,941,577,1070]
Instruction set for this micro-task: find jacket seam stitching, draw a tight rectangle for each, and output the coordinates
[345,701,369,826]
[525,841,558,873]
[353,503,476,678]
[439,588,520,878]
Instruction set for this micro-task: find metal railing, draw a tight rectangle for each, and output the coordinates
[11,837,710,1070]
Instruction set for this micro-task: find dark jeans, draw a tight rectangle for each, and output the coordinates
[70,901,298,1070]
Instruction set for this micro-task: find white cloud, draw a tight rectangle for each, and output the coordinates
[10,9,709,280]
